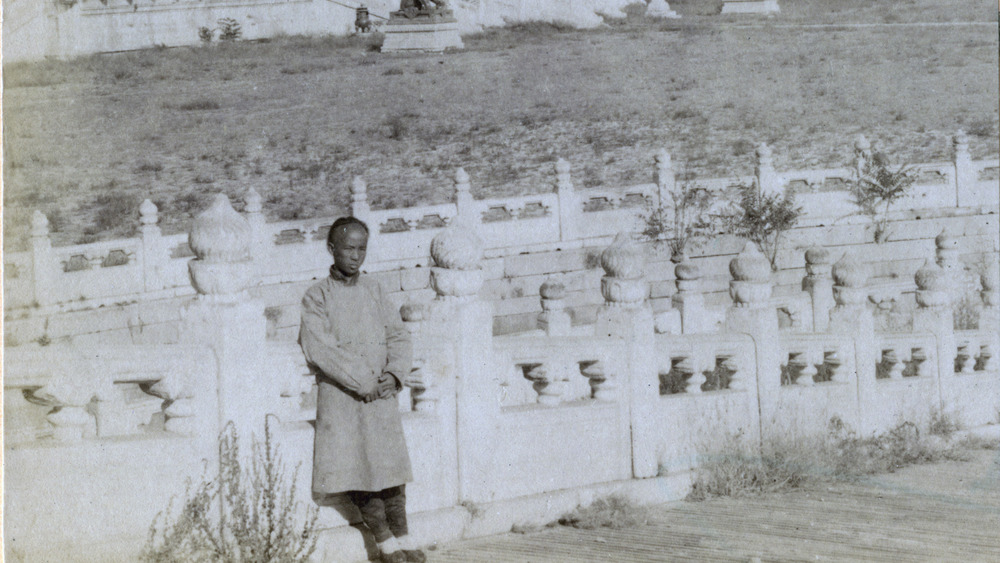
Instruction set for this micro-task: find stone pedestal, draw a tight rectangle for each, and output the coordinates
[381,17,464,53]
[721,0,780,14]
[646,0,679,18]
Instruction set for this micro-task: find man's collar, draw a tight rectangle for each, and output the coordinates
[329,265,360,286]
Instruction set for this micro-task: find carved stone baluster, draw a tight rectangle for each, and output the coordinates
[521,363,562,405]
[793,349,818,386]
[720,354,744,391]
[955,339,977,374]
[538,279,571,336]
[978,342,995,372]
[881,348,905,379]
[35,376,95,442]
[684,351,708,394]
[824,349,846,383]
[148,371,197,435]
[580,360,615,401]
[910,348,928,377]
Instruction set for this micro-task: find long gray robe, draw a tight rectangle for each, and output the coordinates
[299,269,413,493]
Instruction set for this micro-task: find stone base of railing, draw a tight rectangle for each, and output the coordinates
[311,470,693,563]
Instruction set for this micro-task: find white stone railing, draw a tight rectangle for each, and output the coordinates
[493,335,623,407]
[954,329,998,375]
[7,135,997,312]
[655,333,755,394]
[6,211,1000,563]
[876,332,937,380]
[4,343,212,444]
[779,333,854,385]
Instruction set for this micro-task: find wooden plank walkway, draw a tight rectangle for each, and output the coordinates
[427,450,1000,562]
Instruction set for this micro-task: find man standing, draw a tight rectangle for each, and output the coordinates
[300,217,424,563]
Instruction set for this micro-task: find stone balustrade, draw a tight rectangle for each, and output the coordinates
[4,343,212,444]
[5,192,1000,563]
[6,136,997,313]
[779,334,852,386]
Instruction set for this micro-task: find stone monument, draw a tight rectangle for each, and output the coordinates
[381,0,464,53]
[645,0,679,19]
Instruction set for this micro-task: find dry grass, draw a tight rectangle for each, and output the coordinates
[557,495,649,530]
[2,0,997,249]
[686,414,994,501]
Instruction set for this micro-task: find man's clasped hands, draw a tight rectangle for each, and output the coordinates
[362,372,399,403]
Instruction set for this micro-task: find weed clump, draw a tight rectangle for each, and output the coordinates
[143,418,318,563]
[688,415,984,501]
[558,495,648,530]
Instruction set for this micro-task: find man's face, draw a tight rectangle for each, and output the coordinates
[329,224,368,277]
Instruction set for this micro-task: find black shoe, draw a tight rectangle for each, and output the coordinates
[403,549,427,563]
[380,550,407,563]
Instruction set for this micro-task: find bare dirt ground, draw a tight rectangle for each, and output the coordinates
[427,448,1000,562]
[2,0,997,249]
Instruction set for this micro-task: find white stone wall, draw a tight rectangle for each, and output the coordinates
[5,218,998,562]
[2,0,643,62]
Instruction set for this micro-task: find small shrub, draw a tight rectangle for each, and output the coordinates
[217,18,243,42]
[719,182,802,270]
[928,410,962,438]
[198,26,214,44]
[558,495,647,530]
[143,418,318,563]
[953,292,981,331]
[382,67,404,76]
[850,146,915,244]
[640,177,718,261]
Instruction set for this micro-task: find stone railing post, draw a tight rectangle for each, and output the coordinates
[139,199,166,295]
[934,228,961,280]
[913,258,955,414]
[672,257,706,333]
[828,252,872,431]
[953,130,973,208]
[400,303,437,413]
[802,246,834,332]
[555,158,578,242]
[725,243,778,438]
[595,233,657,478]
[538,279,571,336]
[755,142,780,195]
[182,194,275,446]
[654,150,675,209]
[244,188,269,279]
[853,134,871,177]
[350,176,372,224]
[454,168,475,225]
[30,210,56,307]
[428,223,496,503]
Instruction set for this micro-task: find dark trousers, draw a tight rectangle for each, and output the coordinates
[346,485,408,543]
